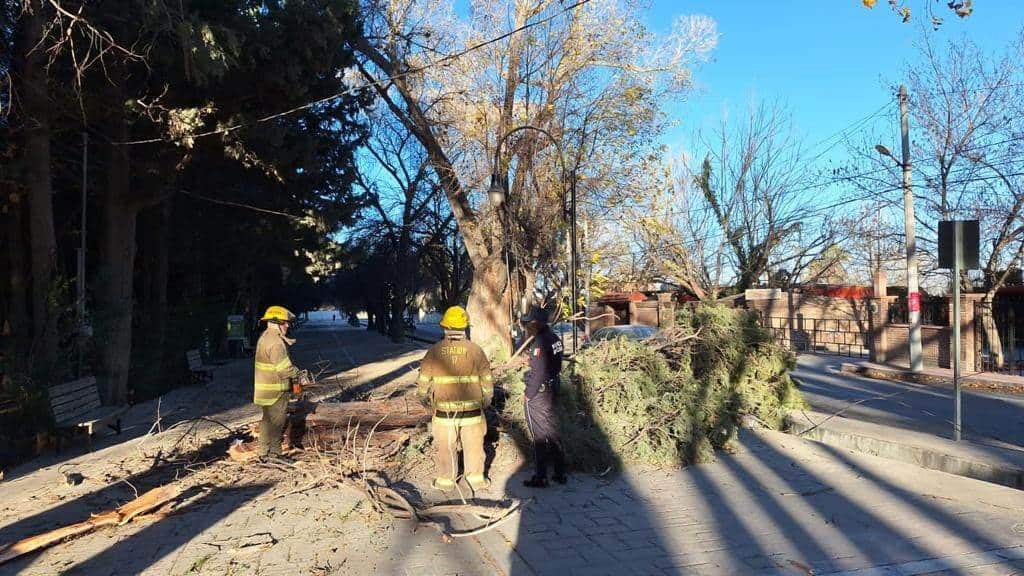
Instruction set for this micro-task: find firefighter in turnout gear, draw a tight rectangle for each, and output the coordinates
[521,306,567,488]
[254,305,302,462]
[417,306,494,491]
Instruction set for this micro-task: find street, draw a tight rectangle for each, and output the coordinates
[793,354,1024,451]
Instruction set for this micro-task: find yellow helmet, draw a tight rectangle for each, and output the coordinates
[439,306,469,330]
[261,305,295,323]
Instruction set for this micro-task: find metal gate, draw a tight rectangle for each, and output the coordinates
[762,316,870,358]
[976,298,1024,375]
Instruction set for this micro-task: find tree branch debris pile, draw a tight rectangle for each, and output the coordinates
[0,394,519,566]
[499,304,804,471]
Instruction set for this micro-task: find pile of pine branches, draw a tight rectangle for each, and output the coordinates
[498,304,804,471]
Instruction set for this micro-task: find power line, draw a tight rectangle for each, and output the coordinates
[115,0,594,146]
[180,190,305,220]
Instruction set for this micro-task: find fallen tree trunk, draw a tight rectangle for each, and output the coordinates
[227,397,430,463]
[303,396,431,429]
[0,484,182,565]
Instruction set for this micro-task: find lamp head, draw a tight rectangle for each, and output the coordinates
[874,144,893,158]
[488,173,506,207]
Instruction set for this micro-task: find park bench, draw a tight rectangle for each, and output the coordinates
[48,376,126,438]
[186,349,214,383]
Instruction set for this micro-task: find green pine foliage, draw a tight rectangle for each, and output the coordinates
[498,304,803,471]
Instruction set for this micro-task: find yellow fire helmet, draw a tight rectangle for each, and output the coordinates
[261,305,295,323]
[439,306,469,330]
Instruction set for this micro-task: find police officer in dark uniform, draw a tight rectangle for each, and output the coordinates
[521,307,568,488]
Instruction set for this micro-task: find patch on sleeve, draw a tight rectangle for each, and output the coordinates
[552,340,564,355]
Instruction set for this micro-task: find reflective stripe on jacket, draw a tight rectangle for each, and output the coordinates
[254,330,299,406]
[417,336,493,421]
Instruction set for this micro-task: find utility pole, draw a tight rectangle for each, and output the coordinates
[899,84,924,373]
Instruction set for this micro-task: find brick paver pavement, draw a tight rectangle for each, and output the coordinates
[3,319,1024,575]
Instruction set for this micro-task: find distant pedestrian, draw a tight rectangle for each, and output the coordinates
[521,306,567,488]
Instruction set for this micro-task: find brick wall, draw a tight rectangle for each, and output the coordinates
[745,294,873,325]
[884,324,951,368]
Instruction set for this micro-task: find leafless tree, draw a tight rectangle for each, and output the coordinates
[634,102,838,299]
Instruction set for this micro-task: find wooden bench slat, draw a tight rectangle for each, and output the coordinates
[50,387,100,411]
[47,377,97,398]
[55,398,101,424]
[56,404,101,426]
[76,405,126,425]
[53,395,101,420]
[49,376,127,436]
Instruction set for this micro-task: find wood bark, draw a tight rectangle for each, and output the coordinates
[0,484,181,565]
[15,2,59,367]
[94,92,138,405]
[304,397,430,430]
[467,258,512,354]
[353,42,512,353]
[3,194,28,348]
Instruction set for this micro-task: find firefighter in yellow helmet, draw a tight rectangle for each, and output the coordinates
[417,306,493,491]
[254,306,303,462]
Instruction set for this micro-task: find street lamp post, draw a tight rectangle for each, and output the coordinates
[489,125,579,355]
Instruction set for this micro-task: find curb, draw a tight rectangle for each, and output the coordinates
[786,410,1024,490]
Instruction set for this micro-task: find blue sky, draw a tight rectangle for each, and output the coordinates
[646,0,1024,167]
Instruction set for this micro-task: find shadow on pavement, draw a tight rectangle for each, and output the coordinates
[794,355,1024,448]
[61,483,272,575]
[3,322,423,485]
[0,434,239,547]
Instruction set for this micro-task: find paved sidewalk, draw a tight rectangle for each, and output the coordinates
[5,332,1024,575]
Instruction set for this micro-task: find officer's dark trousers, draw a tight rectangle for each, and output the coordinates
[258,395,288,458]
[524,394,565,479]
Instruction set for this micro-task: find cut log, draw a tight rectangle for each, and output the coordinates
[0,484,182,565]
[303,397,430,430]
[228,429,413,464]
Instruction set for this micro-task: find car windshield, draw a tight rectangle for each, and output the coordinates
[591,325,656,341]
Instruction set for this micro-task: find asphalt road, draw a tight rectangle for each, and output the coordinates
[792,354,1024,451]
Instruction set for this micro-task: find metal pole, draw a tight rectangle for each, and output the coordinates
[570,170,578,354]
[900,85,924,373]
[953,224,962,441]
[504,185,515,349]
[583,220,592,341]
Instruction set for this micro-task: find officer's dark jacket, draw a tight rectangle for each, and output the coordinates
[525,325,564,399]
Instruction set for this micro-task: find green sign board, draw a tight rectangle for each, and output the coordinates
[226,315,245,340]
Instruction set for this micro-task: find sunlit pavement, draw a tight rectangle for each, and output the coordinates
[3,320,1024,575]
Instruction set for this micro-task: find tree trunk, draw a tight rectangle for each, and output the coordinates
[94,99,138,405]
[389,240,411,342]
[304,397,430,429]
[2,193,29,353]
[16,3,58,369]
[466,257,511,357]
[152,201,170,364]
